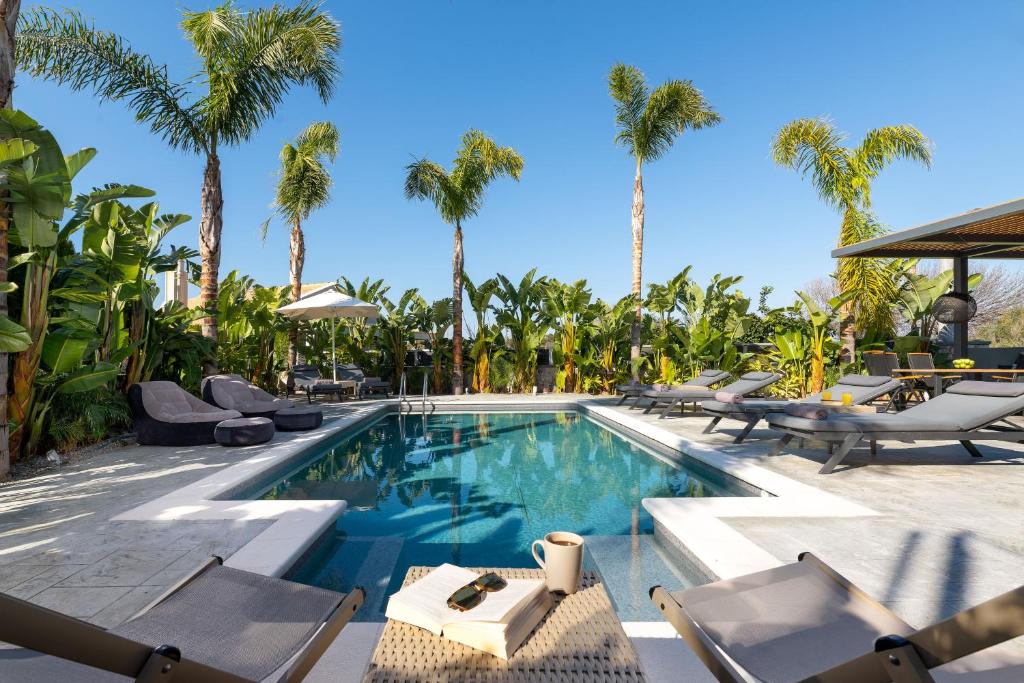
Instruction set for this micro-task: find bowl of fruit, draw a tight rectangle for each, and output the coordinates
[952,358,976,369]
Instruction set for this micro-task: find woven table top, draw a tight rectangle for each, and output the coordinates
[361,567,647,683]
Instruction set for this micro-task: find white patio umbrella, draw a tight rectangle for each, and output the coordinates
[276,285,379,381]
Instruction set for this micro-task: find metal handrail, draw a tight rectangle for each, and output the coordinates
[398,372,413,414]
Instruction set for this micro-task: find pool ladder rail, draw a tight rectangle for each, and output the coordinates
[398,372,435,416]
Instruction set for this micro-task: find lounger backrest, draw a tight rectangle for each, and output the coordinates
[209,379,258,411]
[719,372,780,396]
[668,556,912,681]
[336,364,366,382]
[806,375,902,404]
[138,381,217,420]
[906,353,936,371]
[689,369,731,387]
[902,380,1024,431]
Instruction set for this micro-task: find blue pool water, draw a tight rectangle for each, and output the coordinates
[246,412,751,620]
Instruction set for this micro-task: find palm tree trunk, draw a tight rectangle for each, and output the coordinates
[287,217,304,368]
[836,206,860,363]
[0,0,18,476]
[198,146,223,358]
[451,222,464,395]
[630,158,644,376]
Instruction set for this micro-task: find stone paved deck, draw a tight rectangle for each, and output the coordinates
[1,393,1021,679]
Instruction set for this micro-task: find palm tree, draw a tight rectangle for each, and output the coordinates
[264,121,339,367]
[404,130,523,395]
[16,3,340,346]
[772,118,931,357]
[608,63,720,372]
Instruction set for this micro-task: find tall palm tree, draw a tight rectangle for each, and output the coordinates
[608,63,720,372]
[772,118,931,357]
[404,130,523,395]
[264,121,339,367]
[16,2,340,346]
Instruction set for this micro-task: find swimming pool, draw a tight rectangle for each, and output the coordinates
[243,411,752,620]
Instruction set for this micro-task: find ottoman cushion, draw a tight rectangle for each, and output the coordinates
[274,406,324,431]
[215,417,275,446]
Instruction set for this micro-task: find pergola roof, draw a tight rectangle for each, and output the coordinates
[832,197,1024,259]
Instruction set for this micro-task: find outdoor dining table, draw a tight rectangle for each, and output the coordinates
[891,368,1024,395]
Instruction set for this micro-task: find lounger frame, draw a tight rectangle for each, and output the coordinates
[642,374,781,419]
[0,556,365,683]
[650,552,1024,683]
[768,423,1024,474]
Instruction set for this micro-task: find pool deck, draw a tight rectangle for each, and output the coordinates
[1,392,1022,680]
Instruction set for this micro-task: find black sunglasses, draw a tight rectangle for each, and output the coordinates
[446,572,508,611]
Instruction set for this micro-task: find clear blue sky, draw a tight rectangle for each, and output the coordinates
[16,1,1024,307]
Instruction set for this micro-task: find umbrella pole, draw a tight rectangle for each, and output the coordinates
[332,315,338,382]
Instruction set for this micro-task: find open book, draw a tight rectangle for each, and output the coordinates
[385,564,553,659]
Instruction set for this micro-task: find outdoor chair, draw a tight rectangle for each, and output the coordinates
[615,368,731,407]
[127,381,242,446]
[335,363,392,397]
[202,373,295,417]
[863,351,928,404]
[992,352,1024,383]
[0,555,365,683]
[287,364,358,403]
[701,374,904,443]
[907,352,961,397]
[765,380,1024,473]
[640,371,782,419]
[650,552,1024,683]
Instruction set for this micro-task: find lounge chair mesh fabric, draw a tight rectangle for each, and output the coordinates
[671,560,913,681]
[111,564,344,681]
[769,381,1024,433]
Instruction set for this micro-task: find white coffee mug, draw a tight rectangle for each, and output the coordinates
[531,531,584,594]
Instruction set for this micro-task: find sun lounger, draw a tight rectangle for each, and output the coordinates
[335,364,392,397]
[766,380,1024,473]
[128,381,242,446]
[701,374,904,443]
[0,556,364,683]
[202,373,296,417]
[289,364,357,403]
[615,369,731,406]
[640,371,782,419]
[650,552,1024,683]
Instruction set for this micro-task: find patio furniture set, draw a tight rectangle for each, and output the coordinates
[3,553,1021,682]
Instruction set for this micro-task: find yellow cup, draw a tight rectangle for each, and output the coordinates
[822,391,832,402]
[841,392,853,406]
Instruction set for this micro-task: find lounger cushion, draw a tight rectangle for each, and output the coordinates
[139,381,239,423]
[739,371,775,381]
[835,374,894,387]
[207,377,293,414]
[702,399,792,415]
[769,412,950,433]
[805,378,902,405]
[946,380,1024,398]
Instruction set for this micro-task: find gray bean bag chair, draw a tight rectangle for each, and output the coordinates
[202,374,294,418]
[128,381,241,446]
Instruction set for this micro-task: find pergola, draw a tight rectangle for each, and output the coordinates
[832,197,1024,358]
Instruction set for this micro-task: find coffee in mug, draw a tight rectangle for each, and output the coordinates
[531,531,584,594]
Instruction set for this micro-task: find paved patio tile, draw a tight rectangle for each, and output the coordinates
[90,585,169,628]
[57,549,188,587]
[31,585,134,618]
[6,564,88,599]
[0,563,51,590]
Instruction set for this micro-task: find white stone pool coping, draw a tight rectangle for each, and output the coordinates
[112,396,877,583]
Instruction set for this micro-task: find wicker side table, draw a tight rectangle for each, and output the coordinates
[362,567,646,683]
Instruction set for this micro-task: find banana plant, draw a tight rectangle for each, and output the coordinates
[797,289,856,393]
[217,271,290,387]
[583,294,634,392]
[411,295,452,393]
[495,269,549,392]
[375,289,421,389]
[767,329,810,398]
[338,276,390,373]
[2,111,151,456]
[544,279,593,393]
[645,267,692,381]
[464,274,500,393]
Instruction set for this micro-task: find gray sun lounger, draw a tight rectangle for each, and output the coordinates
[641,371,782,419]
[650,552,1024,683]
[766,380,1024,474]
[701,374,905,443]
[0,556,364,682]
[616,368,731,407]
